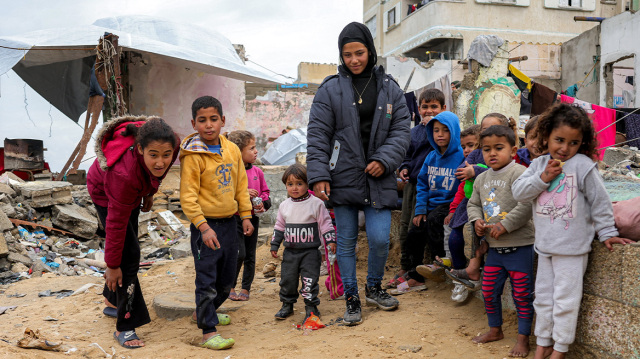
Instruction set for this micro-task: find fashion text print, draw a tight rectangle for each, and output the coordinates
[536,172,577,230]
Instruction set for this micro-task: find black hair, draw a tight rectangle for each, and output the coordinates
[480,125,517,147]
[524,116,539,138]
[418,88,445,108]
[227,130,255,151]
[282,163,307,185]
[122,117,176,150]
[191,96,223,119]
[537,103,597,160]
[461,124,481,138]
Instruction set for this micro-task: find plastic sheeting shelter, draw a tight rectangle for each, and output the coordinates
[261,128,307,166]
[0,15,279,122]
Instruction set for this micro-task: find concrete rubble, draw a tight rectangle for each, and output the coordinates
[0,171,190,285]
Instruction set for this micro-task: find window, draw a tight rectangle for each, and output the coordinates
[559,0,581,7]
[544,0,595,10]
[366,16,377,39]
[388,8,397,27]
[476,0,530,5]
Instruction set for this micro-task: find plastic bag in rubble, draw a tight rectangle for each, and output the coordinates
[260,128,307,165]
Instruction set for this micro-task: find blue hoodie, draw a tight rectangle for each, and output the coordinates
[414,111,465,215]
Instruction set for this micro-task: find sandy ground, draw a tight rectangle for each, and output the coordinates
[0,229,532,359]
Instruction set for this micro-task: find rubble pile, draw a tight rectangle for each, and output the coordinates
[602,146,640,178]
[0,172,189,286]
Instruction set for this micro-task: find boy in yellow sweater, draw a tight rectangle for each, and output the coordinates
[180,96,254,350]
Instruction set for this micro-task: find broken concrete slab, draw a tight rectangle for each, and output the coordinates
[7,252,33,267]
[0,202,16,218]
[169,240,191,259]
[0,183,16,197]
[603,147,636,167]
[0,210,12,231]
[0,233,8,257]
[157,210,186,232]
[52,203,98,238]
[153,292,196,320]
[15,181,73,208]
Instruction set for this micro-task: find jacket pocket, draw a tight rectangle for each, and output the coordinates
[329,140,340,171]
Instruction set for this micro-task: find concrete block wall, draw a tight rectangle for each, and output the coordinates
[258,165,289,226]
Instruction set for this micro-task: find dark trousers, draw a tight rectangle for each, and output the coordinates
[234,215,260,291]
[191,217,238,334]
[279,248,321,306]
[448,226,467,269]
[483,245,534,335]
[407,203,450,282]
[96,204,151,332]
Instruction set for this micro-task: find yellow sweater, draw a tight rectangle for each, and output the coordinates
[179,133,252,228]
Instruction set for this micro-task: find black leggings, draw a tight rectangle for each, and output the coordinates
[234,215,260,291]
[407,203,450,282]
[96,204,151,332]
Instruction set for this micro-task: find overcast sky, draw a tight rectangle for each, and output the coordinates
[0,0,362,172]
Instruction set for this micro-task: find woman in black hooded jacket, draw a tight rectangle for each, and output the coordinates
[306,22,410,326]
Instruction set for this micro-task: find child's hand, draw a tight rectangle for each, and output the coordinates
[455,162,475,181]
[413,214,426,227]
[270,250,279,258]
[444,213,454,225]
[490,222,507,239]
[603,236,634,251]
[248,189,259,198]
[253,203,265,212]
[242,218,254,236]
[474,219,486,236]
[365,161,385,177]
[200,225,220,250]
[328,243,337,254]
[540,159,563,183]
[141,194,154,212]
[398,168,409,182]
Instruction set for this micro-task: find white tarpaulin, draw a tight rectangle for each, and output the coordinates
[261,128,307,166]
[0,15,279,121]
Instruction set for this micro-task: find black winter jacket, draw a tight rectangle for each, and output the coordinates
[307,65,411,209]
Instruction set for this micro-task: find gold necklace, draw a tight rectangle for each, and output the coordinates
[352,72,373,105]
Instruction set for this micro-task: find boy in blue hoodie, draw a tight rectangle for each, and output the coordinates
[405,111,464,287]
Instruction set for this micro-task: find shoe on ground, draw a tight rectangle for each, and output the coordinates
[275,303,294,320]
[199,334,235,350]
[365,283,399,311]
[416,264,446,283]
[343,295,363,326]
[304,305,320,323]
[320,262,328,276]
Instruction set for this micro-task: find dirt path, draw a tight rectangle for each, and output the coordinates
[0,237,532,358]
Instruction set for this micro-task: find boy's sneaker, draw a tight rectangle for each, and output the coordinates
[365,283,399,311]
[304,305,320,323]
[275,303,294,320]
[343,295,363,326]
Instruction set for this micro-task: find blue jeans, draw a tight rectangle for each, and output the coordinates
[333,205,391,297]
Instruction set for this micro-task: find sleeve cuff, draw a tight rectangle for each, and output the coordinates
[193,216,206,229]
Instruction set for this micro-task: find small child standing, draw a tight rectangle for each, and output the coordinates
[513,103,632,359]
[271,164,336,322]
[397,111,463,293]
[467,125,535,358]
[180,96,254,350]
[226,130,271,302]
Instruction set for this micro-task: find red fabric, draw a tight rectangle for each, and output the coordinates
[559,95,615,160]
[87,123,179,268]
[449,181,466,214]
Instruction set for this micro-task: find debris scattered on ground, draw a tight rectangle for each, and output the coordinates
[16,328,61,351]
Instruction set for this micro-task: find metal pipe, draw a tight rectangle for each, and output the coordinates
[574,16,606,22]
[508,55,528,62]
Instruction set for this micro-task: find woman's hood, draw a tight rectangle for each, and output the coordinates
[338,22,377,74]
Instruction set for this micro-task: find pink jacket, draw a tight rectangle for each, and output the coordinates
[246,164,270,214]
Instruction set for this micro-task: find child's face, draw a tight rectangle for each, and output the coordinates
[137,140,175,178]
[285,175,308,199]
[341,42,369,75]
[241,138,258,164]
[547,125,583,162]
[432,120,451,153]
[481,135,517,171]
[524,131,542,159]
[481,116,503,132]
[191,107,225,146]
[461,134,478,158]
[419,100,445,124]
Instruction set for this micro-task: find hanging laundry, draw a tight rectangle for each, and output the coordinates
[404,92,421,127]
[508,64,532,92]
[620,109,640,148]
[565,84,579,97]
[560,94,615,160]
[530,82,557,116]
[625,76,634,86]
[520,93,532,115]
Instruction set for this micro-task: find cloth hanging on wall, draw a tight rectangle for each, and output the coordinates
[404,92,421,127]
[508,64,532,92]
[560,94,615,160]
[619,109,640,149]
[530,82,557,116]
